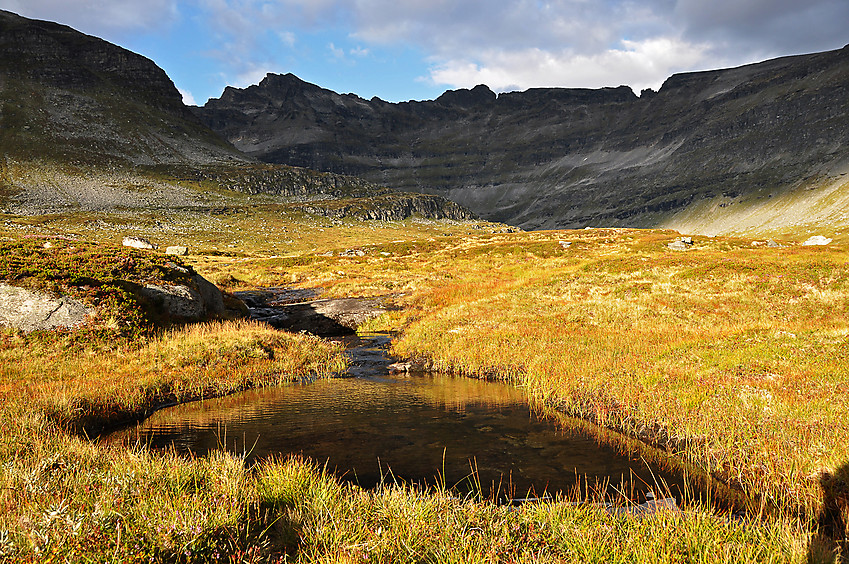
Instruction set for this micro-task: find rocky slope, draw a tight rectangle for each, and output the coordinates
[0,10,472,222]
[0,9,242,167]
[195,47,849,231]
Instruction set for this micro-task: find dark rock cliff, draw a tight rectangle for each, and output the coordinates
[195,46,849,229]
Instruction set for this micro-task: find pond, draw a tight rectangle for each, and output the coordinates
[106,334,689,504]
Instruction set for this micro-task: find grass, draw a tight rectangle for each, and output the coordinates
[0,215,847,561]
[389,230,849,515]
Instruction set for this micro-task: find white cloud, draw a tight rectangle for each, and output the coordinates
[428,37,713,93]
[328,42,346,60]
[231,65,276,89]
[277,31,297,47]
[178,87,197,106]
[673,0,849,55]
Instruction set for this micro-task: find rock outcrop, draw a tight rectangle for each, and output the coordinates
[195,46,849,230]
[0,236,246,333]
[299,193,473,222]
[236,288,397,336]
[0,272,239,333]
[0,283,91,331]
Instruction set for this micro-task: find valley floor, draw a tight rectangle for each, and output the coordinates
[0,210,847,562]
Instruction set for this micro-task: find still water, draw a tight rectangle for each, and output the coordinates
[107,334,684,502]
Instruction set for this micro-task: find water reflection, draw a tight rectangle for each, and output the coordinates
[107,334,684,502]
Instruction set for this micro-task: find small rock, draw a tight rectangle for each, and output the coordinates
[559,241,572,249]
[667,237,693,251]
[802,235,832,246]
[388,361,425,374]
[388,362,412,374]
[165,245,188,256]
[123,236,155,250]
[766,239,781,248]
[43,241,53,249]
[165,261,189,274]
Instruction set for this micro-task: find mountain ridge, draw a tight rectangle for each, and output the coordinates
[0,10,472,223]
[0,8,242,167]
[195,45,849,233]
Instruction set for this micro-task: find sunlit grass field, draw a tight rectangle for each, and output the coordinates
[0,209,846,562]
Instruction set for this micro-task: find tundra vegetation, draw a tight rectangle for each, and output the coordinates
[0,207,846,563]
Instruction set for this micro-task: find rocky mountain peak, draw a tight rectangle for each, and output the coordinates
[0,10,183,113]
[436,85,496,108]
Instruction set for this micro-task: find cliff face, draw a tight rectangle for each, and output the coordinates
[196,46,849,230]
[0,9,243,167]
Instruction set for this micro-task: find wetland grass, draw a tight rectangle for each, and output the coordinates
[0,218,845,561]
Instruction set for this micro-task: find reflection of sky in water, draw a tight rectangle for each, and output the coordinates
[107,337,684,501]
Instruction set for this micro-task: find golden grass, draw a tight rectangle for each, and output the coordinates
[0,319,346,432]
[386,229,849,522]
[1,217,847,561]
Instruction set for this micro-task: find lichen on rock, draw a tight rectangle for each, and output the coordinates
[0,282,92,331]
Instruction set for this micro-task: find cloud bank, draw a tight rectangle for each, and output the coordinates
[2,0,847,99]
[0,0,180,34]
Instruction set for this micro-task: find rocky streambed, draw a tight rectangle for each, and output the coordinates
[233,287,399,337]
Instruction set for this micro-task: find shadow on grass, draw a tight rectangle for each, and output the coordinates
[808,463,849,563]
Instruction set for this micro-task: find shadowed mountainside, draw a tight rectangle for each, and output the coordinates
[195,46,849,233]
[0,10,472,222]
[0,9,242,167]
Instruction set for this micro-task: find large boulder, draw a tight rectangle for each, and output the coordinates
[139,274,227,322]
[0,274,241,332]
[0,283,92,331]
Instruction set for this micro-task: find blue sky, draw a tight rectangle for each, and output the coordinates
[1,1,847,106]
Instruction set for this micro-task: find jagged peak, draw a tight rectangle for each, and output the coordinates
[436,84,497,108]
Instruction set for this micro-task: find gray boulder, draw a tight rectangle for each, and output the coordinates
[140,274,227,322]
[122,236,156,250]
[0,283,92,331]
[667,237,693,251]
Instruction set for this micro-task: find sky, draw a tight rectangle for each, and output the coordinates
[1,0,847,106]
